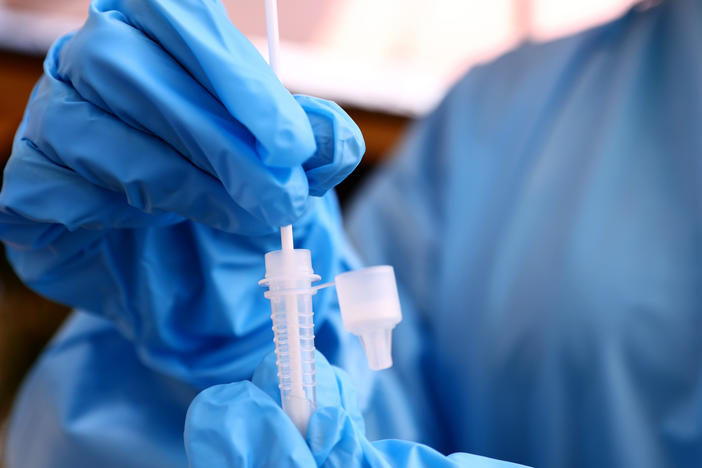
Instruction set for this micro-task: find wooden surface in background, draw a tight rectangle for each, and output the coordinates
[346,107,409,163]
[0,51,44,160]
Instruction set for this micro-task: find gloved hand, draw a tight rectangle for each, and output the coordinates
[185,351,527,468]
[0,0,363,387]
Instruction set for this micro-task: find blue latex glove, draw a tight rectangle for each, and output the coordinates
[185,351,527,468]
[0,0,363,387]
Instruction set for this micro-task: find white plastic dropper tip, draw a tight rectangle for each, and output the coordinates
[359,328,393,371]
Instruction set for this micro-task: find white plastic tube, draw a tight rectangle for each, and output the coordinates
[260,249,319,435]
[262,0,317,436]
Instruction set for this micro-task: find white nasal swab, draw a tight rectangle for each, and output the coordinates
[264,0,293,253]
[260,0,403,434]
[261,0,317,436]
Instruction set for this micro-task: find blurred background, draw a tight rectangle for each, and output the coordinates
[0,0,640,454]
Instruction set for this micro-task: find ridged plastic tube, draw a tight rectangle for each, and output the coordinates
[259,248,319,435]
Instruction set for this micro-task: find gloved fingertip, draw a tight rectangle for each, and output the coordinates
[251,351,282,403]
[254,169,310,227]
[297,95,365,154]
[306,405,347,452]
[307,405,369,466]
[186,381,260,419]
[294,95,366,195]
[256,113,317,168]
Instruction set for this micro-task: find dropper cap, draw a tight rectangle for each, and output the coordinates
[335,266,402,370]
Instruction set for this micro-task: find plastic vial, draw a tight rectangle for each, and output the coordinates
[259,248,319,435]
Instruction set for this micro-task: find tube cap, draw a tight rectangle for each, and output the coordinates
[259,249,320,289]
[335,266,402,370]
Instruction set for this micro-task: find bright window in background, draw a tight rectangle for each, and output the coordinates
[1,0,642,115]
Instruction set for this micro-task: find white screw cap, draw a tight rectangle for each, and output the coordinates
[335,266,402,370]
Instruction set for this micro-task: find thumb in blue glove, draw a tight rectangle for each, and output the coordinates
[183,351,361,468]
[184,352,529,467]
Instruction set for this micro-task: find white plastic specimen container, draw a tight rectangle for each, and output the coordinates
[259,248,319,435]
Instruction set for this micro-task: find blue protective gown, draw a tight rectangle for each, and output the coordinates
[5,0,702,467]
[346,1,702,466]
